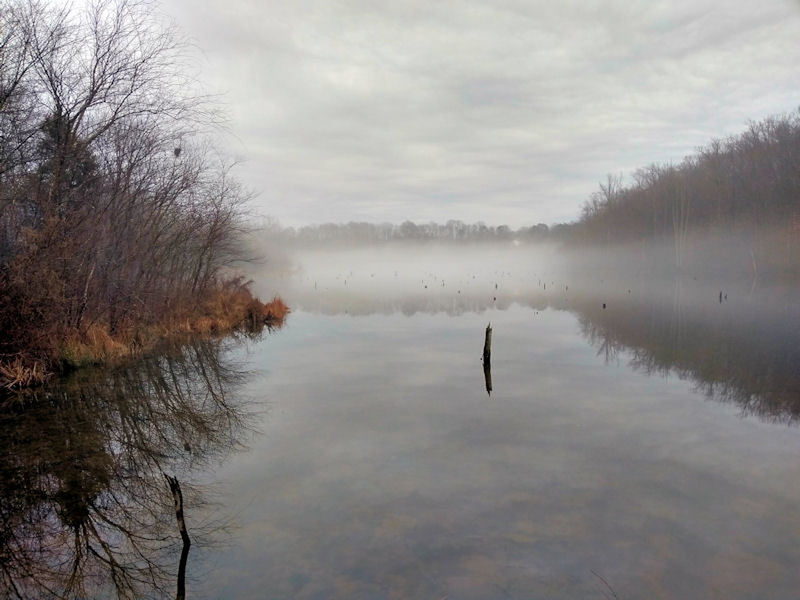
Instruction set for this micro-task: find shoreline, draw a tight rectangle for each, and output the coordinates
[0,286,289,390]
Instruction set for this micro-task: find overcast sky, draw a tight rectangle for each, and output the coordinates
[161,0,800,227]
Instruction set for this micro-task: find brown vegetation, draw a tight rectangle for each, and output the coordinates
[0,0,287,388]
[2,281,288,389]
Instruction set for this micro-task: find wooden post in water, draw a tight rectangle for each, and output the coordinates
[483,323,492,395]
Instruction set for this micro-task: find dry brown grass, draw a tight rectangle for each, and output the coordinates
[0,284,288,389]
[0,357,50,389]
[246,296,290,328]
[62,324,131,365]
[162,286,289,335]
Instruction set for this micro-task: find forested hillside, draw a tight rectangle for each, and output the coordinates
[558,110,800,276]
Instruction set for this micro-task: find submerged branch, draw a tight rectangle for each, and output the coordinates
[165,474,190,600]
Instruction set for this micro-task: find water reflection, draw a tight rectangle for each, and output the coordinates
[0,338,254,599]
[572,284,800,424]
[284,280,800,423]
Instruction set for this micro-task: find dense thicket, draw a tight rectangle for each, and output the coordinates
[0,0,264,379]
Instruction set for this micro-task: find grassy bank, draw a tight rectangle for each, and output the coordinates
[0,282,289,390]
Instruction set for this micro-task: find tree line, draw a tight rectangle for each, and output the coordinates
[261,218,551,246]
[264,109,800,278]
[0,0,281,384]
[558,109,800,275]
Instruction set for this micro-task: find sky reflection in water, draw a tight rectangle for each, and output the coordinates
[203,267,800,599]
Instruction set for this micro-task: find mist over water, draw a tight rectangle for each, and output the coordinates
[7,240,797,598]
[263,244,800,421]
[4,0,799,595]
[256,243,562,314]
[255,241,796,317]
[197,243,800,599]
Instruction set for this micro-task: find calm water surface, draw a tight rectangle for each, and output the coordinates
[4,256,800,599]
[195,267,800,599]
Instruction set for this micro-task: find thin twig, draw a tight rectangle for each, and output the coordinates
[590,569,619,599]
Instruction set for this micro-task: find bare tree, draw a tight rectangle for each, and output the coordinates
[0,0,255,377]
[565,109,800,277]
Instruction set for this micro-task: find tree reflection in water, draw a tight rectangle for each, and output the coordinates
[288,279,800,423]
[0,338,255,599]
[575,284,800,424]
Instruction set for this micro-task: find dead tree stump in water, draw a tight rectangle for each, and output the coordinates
[483,359,493,396]
[483,323,492,395]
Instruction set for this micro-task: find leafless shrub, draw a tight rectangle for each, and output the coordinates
[0,0,263,378]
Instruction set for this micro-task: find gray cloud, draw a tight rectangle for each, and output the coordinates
[162,0,800,226]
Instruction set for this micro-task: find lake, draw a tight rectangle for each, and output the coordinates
[198,249,800,599]
[3,248,800,599]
